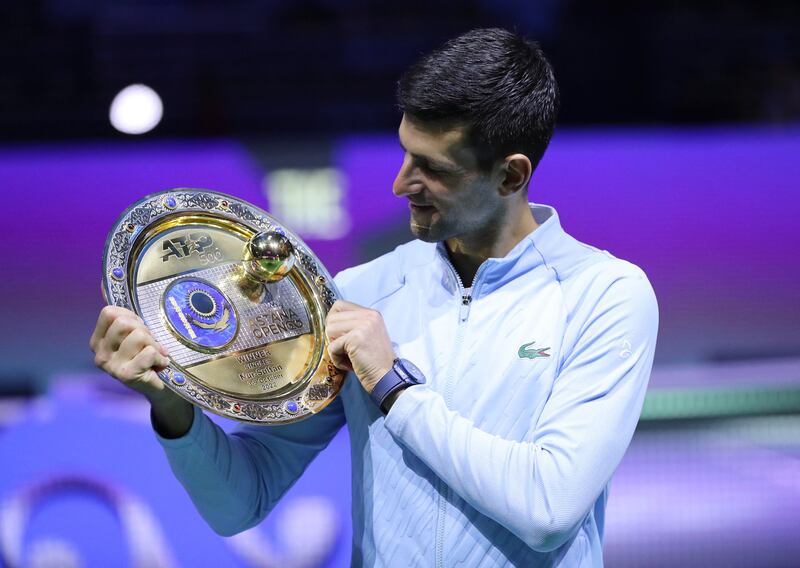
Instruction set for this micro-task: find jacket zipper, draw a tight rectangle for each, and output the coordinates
[435,253,488,568]
[459,290,472,321]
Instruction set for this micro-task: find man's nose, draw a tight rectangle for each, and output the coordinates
[392,154,423,197]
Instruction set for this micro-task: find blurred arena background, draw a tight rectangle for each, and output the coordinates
[1,1,799,567]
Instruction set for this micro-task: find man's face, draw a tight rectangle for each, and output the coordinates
[392,115,503,243]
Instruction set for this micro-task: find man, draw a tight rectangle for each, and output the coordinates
[91,28,658,567]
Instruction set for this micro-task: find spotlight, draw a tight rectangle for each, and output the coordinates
[109,84,163,135]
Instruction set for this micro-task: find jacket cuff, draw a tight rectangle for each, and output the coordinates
[383,384,427,437]
[153,404,204,450]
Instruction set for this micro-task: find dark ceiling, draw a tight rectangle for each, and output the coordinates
[3,0,799,141]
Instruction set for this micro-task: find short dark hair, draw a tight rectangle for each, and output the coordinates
[397,27,559,172]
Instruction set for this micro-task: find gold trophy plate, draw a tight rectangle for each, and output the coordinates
[101,189,346,424]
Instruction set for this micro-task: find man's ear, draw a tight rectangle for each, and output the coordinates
[498,154,532,197]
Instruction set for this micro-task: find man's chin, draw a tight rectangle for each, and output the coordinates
[409,222,428,239]
[410,221,443,243]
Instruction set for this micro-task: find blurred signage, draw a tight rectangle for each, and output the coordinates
[264,168,350,240]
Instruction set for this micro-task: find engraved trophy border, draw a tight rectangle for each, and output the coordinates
[101,188,345,424]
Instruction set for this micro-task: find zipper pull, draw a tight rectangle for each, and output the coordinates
[460,293,472,321]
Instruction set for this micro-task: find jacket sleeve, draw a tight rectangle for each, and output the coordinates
[383,274,658,552]
[155,397,346,536]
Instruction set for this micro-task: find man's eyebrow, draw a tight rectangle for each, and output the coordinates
[398,140,459,171]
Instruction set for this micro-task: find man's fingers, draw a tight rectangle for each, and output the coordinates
[89,305,168,399]
[90,305,139,351]
[327,335,353,371]
[90,307,112,352]
[325,318,357,341]
[116,327,149,362]
[119,351,168,396]
[117,328,169,368]
[326,311,368,325]
[131,345,168,374]
[326,312,382,340]
[105,315,143,352]
[325,310,363,340]
[328,300,363,315]
[326,306,384,340]
[119,345,167,384]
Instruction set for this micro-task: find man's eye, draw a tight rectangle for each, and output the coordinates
[413,157,449,176]
[421,162,444,174]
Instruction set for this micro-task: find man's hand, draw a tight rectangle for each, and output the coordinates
[326,300,396,393]
[90,305,192,437]
[90,305,171,399]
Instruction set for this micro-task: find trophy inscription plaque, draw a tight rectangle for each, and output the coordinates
[101,189,346,424]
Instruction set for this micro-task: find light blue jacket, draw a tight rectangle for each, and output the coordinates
[157,204,659,567]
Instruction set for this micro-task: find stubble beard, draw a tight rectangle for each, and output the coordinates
[411,199,505,246]
[409,213,460,243]
[410,219,437,242]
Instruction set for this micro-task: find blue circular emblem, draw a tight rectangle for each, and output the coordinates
[162,278,238,351]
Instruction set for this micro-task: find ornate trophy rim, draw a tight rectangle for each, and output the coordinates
[101,188,344,425]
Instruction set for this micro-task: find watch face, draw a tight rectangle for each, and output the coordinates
[398,359,425,385]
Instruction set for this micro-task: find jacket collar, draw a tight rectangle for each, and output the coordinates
[434,203,585,297]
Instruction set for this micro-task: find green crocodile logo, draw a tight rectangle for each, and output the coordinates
[518,341,551,360]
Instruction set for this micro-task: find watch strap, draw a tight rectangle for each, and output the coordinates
[370,360,407,410]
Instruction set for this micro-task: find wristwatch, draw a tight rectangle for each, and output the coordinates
[370,358,426,413]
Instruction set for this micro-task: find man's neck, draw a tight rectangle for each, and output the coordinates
[444,203,539,287]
